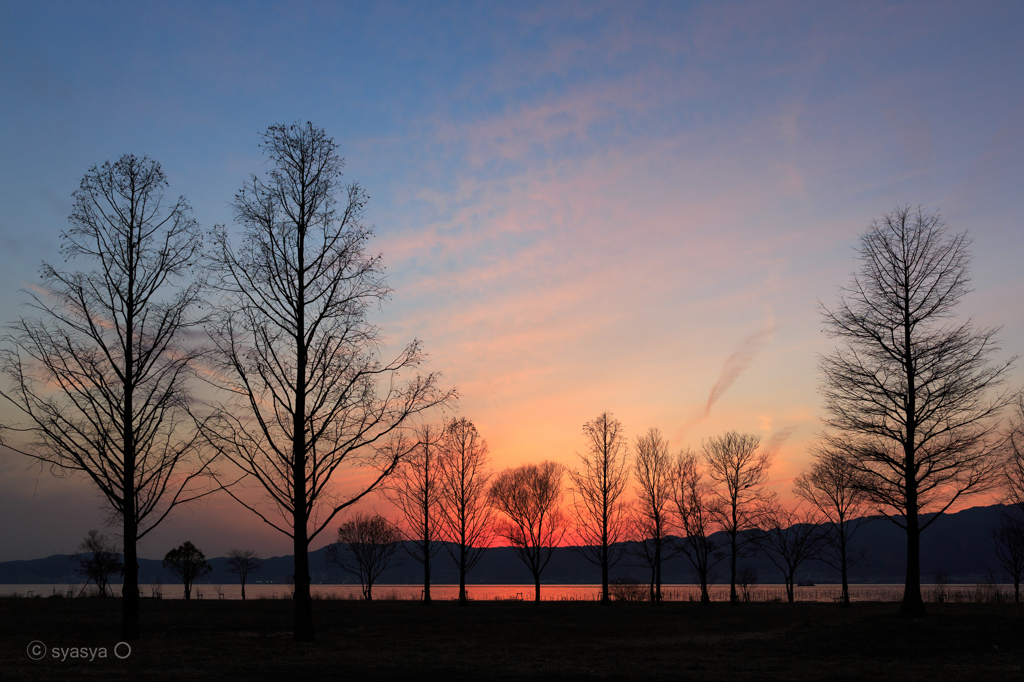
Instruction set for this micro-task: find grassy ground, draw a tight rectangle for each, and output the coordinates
[1,597,1022,681]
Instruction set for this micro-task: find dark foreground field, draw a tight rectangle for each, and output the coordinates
[1,597,1022,681]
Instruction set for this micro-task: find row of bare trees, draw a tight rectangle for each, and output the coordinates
[373,412,859,607]
[383,418,494,604]
[0,122,454,642]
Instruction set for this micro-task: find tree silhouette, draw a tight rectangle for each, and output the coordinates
[820,206,1015,615]
[490,461,568,602]
[794,447,870,606]
[75,530,123,598]
[755,504,824,603]
[324,513,402,600]
[202,122,454,640]
[383,423,444,604]
[163,541,212,600]
[992,513,1024,604]
[226,549,263,601]
[630,427,675,603]
[568,412,630,604]
[438,417,494,605]
[672,449,724,604]
[0,154,213,639]
[703,431,773,604]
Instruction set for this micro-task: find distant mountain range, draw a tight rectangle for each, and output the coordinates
[0,503,1017,586]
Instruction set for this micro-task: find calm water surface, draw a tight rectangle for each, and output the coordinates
[1,583,1007,602]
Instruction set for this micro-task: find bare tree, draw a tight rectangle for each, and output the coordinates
[163,541,212,600]
[438,417,494,605]
[631,427,675,603]
[568,412,630,604]
[0,155,212,639]
[383,423,444,603]
[324,513,402,600]
[820,206,1015,615]
[202,122,454,640]
[794,447,870,606]
[75,530,123,598]
[489,461,568,602]
[737,565,758,602]
[992,514,1024,604]
[671,449,724,604]
[756,504,824,603]
[703,431,773,604]
[226,549,263,600]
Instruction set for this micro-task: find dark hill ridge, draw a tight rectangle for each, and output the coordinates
[0,503,1015,585]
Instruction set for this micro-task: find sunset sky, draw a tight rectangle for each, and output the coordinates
[0,1,1022,561]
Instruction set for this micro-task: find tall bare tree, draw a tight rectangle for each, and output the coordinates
[794,447,870,606]
[756,504,824,603]
[325,513,403,601]
[438,417,494,605]
[0,155,212,639]
[202,122,454,640]
[489,461,568,602]
[631,427,675,603]
[820,206,1015,615]
[383,423,444,603]
[672,449,724,604]
[568,412,630,604]
[226,549,263,601]
[703,431,773,604]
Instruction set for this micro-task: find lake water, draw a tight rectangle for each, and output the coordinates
[1,583,1012,602]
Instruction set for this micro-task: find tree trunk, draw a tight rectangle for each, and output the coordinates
[241,578,246,601]
[534,573,541,603]
[601,543,609,604]
[648,563,655,603]
[900,297,926,617]
[458,543,468,605]
[423,541,432,604]
[122,336,140,640]
[905,454,929,614]
[655,539,662,604]
[122,529,140,640]
[840,538,850,607]
[292,241,316,640]
[900,505,926,616]
[293,515,314,639]
[786,575,794,603]
[729,525,738,604]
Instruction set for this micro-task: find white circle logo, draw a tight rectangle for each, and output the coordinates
[114,641,132,659]
[26,640,46,661]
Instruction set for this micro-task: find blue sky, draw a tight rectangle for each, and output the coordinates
[1,1,1022,560]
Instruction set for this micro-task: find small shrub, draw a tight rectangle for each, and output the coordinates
[609,577,647,602]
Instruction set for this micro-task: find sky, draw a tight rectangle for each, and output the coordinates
[0,1,1022,561]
